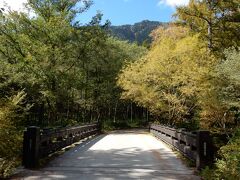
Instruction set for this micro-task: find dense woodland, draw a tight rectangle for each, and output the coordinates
[0,0,240,179]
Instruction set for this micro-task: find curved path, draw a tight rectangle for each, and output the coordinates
[13,130,199,180]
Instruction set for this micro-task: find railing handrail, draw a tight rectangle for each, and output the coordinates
[22,123,101,169]
[150,123,213,170]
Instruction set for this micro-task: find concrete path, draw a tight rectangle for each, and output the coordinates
[13,130,199,180]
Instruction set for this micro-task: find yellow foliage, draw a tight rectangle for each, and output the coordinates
[118,26,216,126]
[0,91,25,178]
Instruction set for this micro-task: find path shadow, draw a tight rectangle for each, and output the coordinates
[110,129,149,134]
[12,131,199,180]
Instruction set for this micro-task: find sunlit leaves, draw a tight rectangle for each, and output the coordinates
[118,26,215,126]
[176,0,240,56]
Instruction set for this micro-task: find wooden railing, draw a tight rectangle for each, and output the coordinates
[22,123,100,169]
[150,124,214,170]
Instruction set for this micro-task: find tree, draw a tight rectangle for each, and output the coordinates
[118,26,216,128]
[0,0,147,176]
[0,0,96,125]
[176,0,240,56]
[199,48,240,132]
[0,0,147,126]
[0,91,27,178]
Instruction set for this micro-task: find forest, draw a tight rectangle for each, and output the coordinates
[0,0,240,179]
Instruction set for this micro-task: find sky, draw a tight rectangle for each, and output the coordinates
[0,0,189,25]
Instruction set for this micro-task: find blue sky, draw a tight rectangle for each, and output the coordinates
[77,0,189,25]
[0,0,189,25]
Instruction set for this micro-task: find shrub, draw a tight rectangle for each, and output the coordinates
[0,91,27,178]
[202,128,240,180]
[214,129,240,179]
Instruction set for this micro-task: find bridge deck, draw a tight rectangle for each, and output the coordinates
[13,130,199,180]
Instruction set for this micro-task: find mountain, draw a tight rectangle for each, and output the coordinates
[109,20,168,45]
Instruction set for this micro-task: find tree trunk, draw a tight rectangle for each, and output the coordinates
[208,21,213,49]
[146,109,149,122]
[113,101,118,123]
[131,102,133,122]
[207,1,214,50]
[108,105,111,120]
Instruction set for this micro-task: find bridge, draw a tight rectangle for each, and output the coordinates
[12,124,212,179]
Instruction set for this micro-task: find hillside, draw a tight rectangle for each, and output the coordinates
[109,20,168,44]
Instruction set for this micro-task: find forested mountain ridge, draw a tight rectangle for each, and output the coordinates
[109,20,168,44]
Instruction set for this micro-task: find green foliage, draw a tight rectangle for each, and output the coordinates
[0,0,147,127]
[118,26,215,127]
[0,91,27,178]
[102,118,148,131]
[200,166,215,180]
[0,0,92,126]
[218,48,240,107]
[176,0,240,56]
[0,0,238,178]
[198,48,240,132]
[0,1,147,177]
[202,128,240,180]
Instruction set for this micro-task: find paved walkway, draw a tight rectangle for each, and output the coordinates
[13,130,199,180]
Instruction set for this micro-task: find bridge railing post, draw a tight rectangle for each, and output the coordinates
[97,121,102,133]
[196,130,214,170]
[22,126,40,169]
